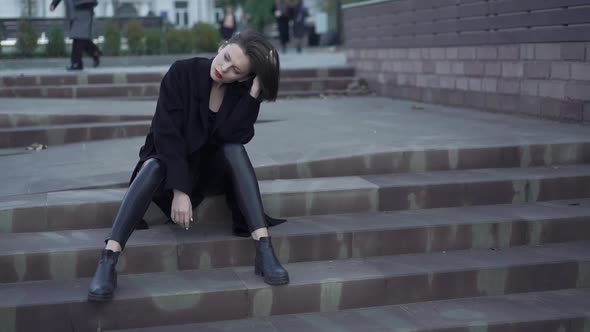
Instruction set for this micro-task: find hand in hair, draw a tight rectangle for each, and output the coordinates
[249,76,261,99]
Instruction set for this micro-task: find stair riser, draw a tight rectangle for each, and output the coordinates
[0,123,150,148]
[255,143,590,180]
[0,114,151,128]
[3,261,588,331]
[374,176,590,212]
[0,68,355,87]
[0,79,353,99]
[2,174,590,233]
[2,216,589,283]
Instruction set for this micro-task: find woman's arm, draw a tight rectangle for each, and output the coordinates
[215,94,260,144]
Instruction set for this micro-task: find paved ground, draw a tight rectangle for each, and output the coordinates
[0,49,347,75]
[1,95,590,198]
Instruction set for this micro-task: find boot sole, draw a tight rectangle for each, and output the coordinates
[255,268,290,285]
[87,292,113,302]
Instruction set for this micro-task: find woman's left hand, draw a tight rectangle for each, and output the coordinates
[249,76,261,99]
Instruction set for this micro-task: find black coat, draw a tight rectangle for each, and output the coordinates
[131,57,286,233]
[133,56,261,196]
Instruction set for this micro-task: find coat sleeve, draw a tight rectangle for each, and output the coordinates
[152,62,193,195]
[215,93,261,145]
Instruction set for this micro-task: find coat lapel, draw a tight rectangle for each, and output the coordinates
[211,85,241,134]
[195,58,213,133]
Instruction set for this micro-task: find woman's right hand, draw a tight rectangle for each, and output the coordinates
[171,189,193,230]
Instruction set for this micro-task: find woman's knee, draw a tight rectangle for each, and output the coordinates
[221,143,245,158]
[140,158,165,176]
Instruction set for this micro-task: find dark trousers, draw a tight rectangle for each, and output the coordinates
[71,38,100,66]
[107,143,268,249]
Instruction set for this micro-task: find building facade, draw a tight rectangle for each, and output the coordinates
[2,0,217,27]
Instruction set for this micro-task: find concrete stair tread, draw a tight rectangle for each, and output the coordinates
[1,240,589,307]
[1,164,590,234]
[0,77,355,89]
[1,163,589,208]
[0,120,151,132]
[2,198,590,256]
[0,67,356,86]
[108,288,590,331]
[2,198,590,284]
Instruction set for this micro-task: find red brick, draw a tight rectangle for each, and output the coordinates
[565,82,590,101]
[501,62,524,78]
[498,45,519,60]
[485,63,501,76]
[476,46,498,60]
[551,63,570,80]
[560,101,584,122]
[538,81,566,99]
[570,63,590,81]
[498,79,520,94]
[535,44,561,60]
[458,47,476,60]
[520,80,539,96]
[524,62,550,79]
[561,43,586,61]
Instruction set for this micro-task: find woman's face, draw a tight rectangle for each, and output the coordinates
[210,43,252,84]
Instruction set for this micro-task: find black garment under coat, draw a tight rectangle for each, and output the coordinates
[131,57,283,229]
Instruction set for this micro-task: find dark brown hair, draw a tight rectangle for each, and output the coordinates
[226,30,280,101]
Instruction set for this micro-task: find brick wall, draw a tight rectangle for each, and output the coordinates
[346,43,590,122]
[343,0,590,123]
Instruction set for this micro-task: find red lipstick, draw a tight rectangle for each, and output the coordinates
[214,69,223,79]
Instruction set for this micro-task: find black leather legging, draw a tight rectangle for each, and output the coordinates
[107,143,267,249]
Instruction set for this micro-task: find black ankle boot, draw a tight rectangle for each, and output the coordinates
[92,50,102,68]
[88,249,120,301]
[66,62,83,71]
[254,237,289,285]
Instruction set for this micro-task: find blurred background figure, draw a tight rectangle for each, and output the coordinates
[273,0,290,53]
[219,5,236,41]
[50,0,101,70]
[291,0,308,53]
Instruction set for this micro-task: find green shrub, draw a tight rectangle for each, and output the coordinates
[45,25,66,57]
[124,20,145,55]
[145,29,163,55]
[192,22,221,52]
[103,19,121,55]
[166,28,193,54]
[16,20,39,57]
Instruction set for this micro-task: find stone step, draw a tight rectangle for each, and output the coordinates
[1,241,588,331]
[109,288,590,332]
[1,164,590,233]
[1,198,589,283]
[4,140,584,201]
[0,67,356,87]
[0,77,357,99]
[0,113,151,128]
[0,121,151,148]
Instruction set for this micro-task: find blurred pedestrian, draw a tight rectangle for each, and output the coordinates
[219,5,236,41]
[273,0,290,53]
[50,0,101,70]
[291,0,308,53]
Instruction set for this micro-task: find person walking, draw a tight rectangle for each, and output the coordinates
[50,0,102,70]
[291,0,309,53]
[219,5,237,41]
[273,0,290,53]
